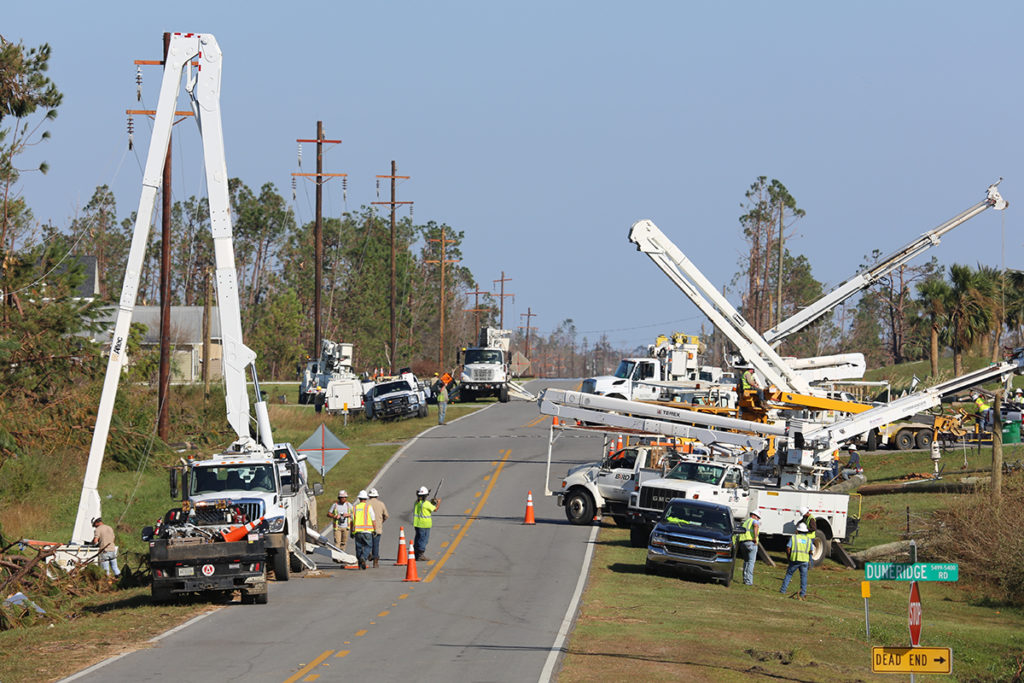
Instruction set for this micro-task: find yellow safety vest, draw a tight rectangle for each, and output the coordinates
[789,532,813,563]
[975,397,990,411]
[737,517,759,543]
[414,499,436,529]
[666,516,694,525]
[741,371,754,390]
[352,502,374,533]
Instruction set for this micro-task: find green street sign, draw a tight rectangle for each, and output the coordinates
[864,562,959,582]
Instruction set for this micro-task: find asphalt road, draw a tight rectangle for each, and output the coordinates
[66,380,604,683]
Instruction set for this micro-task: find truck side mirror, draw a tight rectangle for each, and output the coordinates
[313,482,324,496]
[170,469,179,500]
[289,463,300,494]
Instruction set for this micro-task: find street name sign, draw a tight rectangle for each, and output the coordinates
[864,562,959,582]
[871,647,952,674]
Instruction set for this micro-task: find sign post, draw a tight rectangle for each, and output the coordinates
[861,580,871,640]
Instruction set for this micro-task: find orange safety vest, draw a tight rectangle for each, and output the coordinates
[352,501,374,533]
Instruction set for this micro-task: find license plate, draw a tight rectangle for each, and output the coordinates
[178,566,195,577]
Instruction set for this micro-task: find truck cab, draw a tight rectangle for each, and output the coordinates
[459,346,510,402]
[365,373,428,420]
[581,358,660,400]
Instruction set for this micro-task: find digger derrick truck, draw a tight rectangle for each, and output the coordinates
[458,327,512,402]
[299,339,364,413]
[51,33,348,598]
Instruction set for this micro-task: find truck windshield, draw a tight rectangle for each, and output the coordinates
[192,464,276,494]
[664,461,725,486]
[375,380,410,395]
[464,349,503,364]
[613,360,636,379]
[663,502,731,533]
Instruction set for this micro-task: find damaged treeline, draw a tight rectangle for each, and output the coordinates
[924,475,1024,606]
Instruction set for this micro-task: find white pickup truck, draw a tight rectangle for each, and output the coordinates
[558,445,684,526]
[628,455,854,565]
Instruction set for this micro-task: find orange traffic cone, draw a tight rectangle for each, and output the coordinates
[616,434,623,451]
[222,516,265,542]
[403,542,420,582]
[552,416,559,426]
[523,491,536,525]
[394,526,408,566]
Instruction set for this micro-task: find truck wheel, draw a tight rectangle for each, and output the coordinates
[290,525,308,573]
[273,549,290,581]
[866,429,879,452]
[499,385,509,403]
[298,392,309,405]
[894,429,915,451]
[629,524,649,548]
[810,529,831,567]
[461,388,475,403]
[916,430,933,450]
[254,591,268,605]
[563,490,595,525]
[418,403,428,418]
[644,559,659,576]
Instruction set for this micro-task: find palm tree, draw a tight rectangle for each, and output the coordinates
[946,265,993,376]
[1005,270,1024,348]
[974,264,1003,361]
[916,275,951,377]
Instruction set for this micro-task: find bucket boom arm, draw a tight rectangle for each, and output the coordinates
[71,33,265,544]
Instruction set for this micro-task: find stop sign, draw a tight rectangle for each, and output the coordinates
[909,581,922,646]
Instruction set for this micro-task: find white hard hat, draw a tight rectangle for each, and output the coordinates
[750,510,760,518]
[798,506,809,516]
[847,444,857,451]
[357,489,369,499]
[797,522,808,533]
[417,486,429,496]
[338,490,348,498]
[368,488,379,498]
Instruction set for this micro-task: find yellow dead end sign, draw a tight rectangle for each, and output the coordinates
[871,647,952,674]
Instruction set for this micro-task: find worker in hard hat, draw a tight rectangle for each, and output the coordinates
[840,444,863,480]
[972,392,992,429]
[327,490,353,553]
[350,490,376,570]
[738,361,764,404]
[736,510,761,586]
[367,488,389,568]
[413,485,441,561]
[798,506,817,534]
[779,522,814,600]
[437,381,449,425]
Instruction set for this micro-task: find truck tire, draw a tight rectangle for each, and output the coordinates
[418,403,428,418]
[916,430,933,450]
[644,559,660,576]
[499,385,509,403]
[289,524,308,573]
[461,388,475,403]
[866,429,879,452]
[810,529,831,567]
[629,524,649,548]
[298,392,309,405]
[273,548,290,581]
[254,591,268,605]
[894,429,915,451]
[563,490,595,525]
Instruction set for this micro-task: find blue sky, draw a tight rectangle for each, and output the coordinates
[6,2,1022,351]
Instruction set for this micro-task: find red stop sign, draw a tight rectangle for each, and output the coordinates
[909,581,922,646]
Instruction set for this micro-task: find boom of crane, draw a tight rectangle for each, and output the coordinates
[794,349,1024,458]
[65,33,274,556]
[763,181,1008,346]
[628,219,819,396]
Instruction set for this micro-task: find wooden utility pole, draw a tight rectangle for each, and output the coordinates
[129,35,198,439]
[519,307,537,359]
[493,271,514,328]
[292,122,344,360]
[464,289,490,342]
[426,227,459,371]
[371,162,412,373]
[158,31,172,441]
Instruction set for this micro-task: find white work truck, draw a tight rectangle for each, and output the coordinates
[299,339,364,414]
[627,455,853,565]
[558,444,685,525]
[458,327,512,403]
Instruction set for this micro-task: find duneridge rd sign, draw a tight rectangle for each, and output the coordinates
[864,562,959,582]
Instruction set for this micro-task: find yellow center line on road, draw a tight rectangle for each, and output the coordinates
[522,414,548,428]
[284,650,334,683]
[334,651,350,658]
[424,449,511,584]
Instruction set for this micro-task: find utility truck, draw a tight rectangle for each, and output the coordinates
[52,33,353,600]
[364,371,429,420]
[582,333,735,404]
[556,439,690,526]
[458,327,512,402]
[299,339,364,414]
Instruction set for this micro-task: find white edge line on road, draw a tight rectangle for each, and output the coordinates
[57,610,219,683]
[538,523,599,683]
[60,400,503,683]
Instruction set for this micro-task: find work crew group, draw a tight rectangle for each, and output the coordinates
[327,485,441,569]
[736,505,818,600]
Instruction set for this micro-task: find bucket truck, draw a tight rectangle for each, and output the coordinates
[52,33,353,602]
[299,339,364,414]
